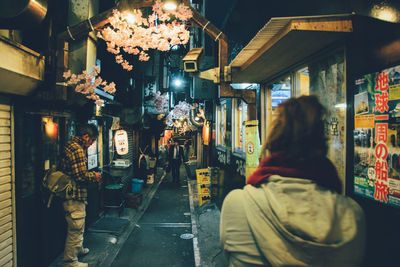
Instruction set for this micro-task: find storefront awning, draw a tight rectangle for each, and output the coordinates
[0,36,44,95]
[229,14,354,83]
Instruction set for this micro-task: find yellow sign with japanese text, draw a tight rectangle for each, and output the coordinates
[355,114,375,129]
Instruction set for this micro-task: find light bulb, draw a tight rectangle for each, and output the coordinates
[164,2,177,11]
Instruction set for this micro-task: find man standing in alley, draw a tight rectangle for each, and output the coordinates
[59,123,102,267]
[168,139,184,184]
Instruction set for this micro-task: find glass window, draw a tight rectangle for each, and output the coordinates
[271,76,291,112]
[232,98,247,153]
[309,51,346,188]
[216,102,227,146]
[295,67,310,96]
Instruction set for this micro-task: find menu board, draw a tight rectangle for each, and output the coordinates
[354,65,400,208]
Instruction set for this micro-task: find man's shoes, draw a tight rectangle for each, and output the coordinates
[63,261,88,267]
[78,247,90,257]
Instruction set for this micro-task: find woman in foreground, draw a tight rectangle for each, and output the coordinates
[220,95,366,267]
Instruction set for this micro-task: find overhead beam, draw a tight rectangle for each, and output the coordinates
[58,0,154,41]
[189,6,227,42]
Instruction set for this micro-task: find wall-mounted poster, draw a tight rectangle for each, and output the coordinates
[354,65,400,208]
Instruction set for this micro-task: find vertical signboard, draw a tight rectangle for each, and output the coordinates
[245,120,261,179]
[354,65,400,208]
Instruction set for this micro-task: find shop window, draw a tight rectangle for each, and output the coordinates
[232,98,248,153]
[309,51,346,186]
[216,102,227,147]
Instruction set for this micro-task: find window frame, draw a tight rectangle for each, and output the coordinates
[216,101,227,147]
[232,98,248,154]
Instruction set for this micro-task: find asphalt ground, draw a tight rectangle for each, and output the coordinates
[111,173,195,267]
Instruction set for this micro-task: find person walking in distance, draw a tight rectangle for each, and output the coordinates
[220,95,366,267]
[59,123,102,267]
[168,139,184,183]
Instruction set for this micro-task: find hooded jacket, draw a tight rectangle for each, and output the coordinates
[220,175,366,267]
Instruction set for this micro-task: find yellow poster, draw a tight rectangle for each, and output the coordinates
[389,84,400,100]
[354,114,375,129]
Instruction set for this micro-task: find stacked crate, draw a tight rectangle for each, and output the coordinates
[196,168,211,206]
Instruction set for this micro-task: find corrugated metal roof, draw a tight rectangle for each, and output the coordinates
[230,14,354,69]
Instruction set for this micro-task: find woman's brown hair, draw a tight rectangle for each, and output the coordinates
[261,95,327,159]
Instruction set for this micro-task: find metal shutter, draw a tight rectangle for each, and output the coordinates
[0,104,15,267]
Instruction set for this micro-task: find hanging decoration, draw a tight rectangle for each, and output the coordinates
[152,91,169,113]
[202,120,210,145]
[166,101,193,134]
[114,129,129,155]
[63,66,117,106]
[97,0,193,71]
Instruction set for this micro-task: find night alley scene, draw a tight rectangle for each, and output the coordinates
[1,0,400,266]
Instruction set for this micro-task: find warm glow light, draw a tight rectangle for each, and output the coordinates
[125,13,136,24]
[164,2,177,11]
[371,5,399,23]
[43,117,58,139]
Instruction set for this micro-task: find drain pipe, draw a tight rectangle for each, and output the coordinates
[0,0,48,28]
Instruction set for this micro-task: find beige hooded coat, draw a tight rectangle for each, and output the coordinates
[220,175,366,267]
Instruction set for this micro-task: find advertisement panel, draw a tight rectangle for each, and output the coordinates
[354,65,400,208]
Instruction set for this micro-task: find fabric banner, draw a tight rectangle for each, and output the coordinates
[245,120,261,180]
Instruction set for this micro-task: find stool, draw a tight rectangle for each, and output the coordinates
[124,193,143,209]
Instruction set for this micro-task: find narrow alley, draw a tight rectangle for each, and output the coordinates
[2,1,400,266]
[49,165,227,267]
[111,170,195,266]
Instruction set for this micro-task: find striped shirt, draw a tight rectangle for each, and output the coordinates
[59,136,97,203]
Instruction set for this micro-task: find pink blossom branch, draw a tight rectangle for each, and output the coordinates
[63,67,117,106]
[97,1,193,71]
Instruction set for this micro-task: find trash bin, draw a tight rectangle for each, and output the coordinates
[131,179,144,193]
[185,160,197,180]
[104,184,124,206]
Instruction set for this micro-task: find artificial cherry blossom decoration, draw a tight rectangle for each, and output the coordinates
[152,91,169,112]
[166,101,193,134]
[63,66,116,106]
[97,0,192,71]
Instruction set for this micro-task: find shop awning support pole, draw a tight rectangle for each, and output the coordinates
[189,6,256,110]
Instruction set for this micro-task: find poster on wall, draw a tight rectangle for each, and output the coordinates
[354,65,400,208]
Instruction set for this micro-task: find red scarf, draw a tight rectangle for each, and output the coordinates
[246,152,342,194]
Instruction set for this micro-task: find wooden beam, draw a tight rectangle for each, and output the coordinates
[189,6,227,42]
[291,18,353,32]
[247,103,256,120]
[218,39,256,104]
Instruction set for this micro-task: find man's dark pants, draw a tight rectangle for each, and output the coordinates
[171,159,181,183]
